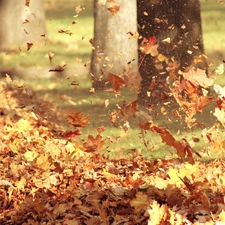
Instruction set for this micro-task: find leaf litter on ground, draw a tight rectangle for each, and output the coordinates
[0,78,225,225]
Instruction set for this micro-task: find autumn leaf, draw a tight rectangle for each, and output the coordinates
[214,108,225,126]
[58,29,73,35]
[130,191,148,213]
[151,125,176,147]
[27,42,33,51]
[108,73,125,91]
[120,100,138,118]
[107,4,120,15]
[49,64,66,72]
[183,67,214,88]
[147,201,168,225]
[63,130,81,139]
[67,111,89,128]
[24,150,38,161]
[46,50,54,63]
[25,0,30,7]
[75,5,83,14]
[83,134,105,152]
[139,36,159,57]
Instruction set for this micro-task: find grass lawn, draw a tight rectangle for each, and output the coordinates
[1,0,225,160]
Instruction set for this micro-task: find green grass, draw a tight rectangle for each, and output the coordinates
[1,0,225,160]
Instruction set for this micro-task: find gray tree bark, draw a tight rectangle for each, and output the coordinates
[0,0,46,50]
[91,0,138,89]
[137,0,206,106]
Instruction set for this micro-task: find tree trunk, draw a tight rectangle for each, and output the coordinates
[91,0,138,90]
[137,0,205,106]
[0,0,46,50]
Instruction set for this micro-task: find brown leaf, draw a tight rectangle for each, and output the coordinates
[27,42,33,51]
[49,64,66,72]
[58,29,73,35]
[108,73,125,91]
[120,100,138,118]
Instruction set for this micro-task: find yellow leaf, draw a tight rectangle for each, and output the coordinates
[15,177,26,190]
[16,118,31,133]
[44,141,61,158]
[157,54,168,62]
[214,108,225,126]
[219,210,225,222]
[168,168,183,186]
[36,153,51,170]
[24,150,38,161]
[180,162,197,180]
[147,201,168,225]
[130,192,148,213]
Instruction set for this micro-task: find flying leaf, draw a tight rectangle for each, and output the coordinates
[58,29,73,35]
[75,5,83,14]
[63,130,81,139]
[214,108,225,126]
[120,100,138,118]
[67,111,89,128]
[107,4,120,15]
[139,36,159,57]
[108,73,125,91]
[25,0,30,7]
[151,125,175,146]
[49,64,66,72]
[27,42,33,51]
[183,68,214,88]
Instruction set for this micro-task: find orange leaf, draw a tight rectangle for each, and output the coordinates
[151,125,175,146]
[108,73,125,91]
[107,4,120,15]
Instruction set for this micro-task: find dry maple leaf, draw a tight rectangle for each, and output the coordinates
[83,134,105,152]
[67,111,89,128]
[108,73,125,91]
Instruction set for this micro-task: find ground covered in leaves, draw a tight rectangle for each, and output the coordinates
[1,79,225,225]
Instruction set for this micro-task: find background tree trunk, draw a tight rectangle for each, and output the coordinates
[137,0,205,106]
[91,0,138,90]
[0,0,46,50]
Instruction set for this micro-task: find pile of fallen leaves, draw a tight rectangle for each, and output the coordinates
[1,79,225,225]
